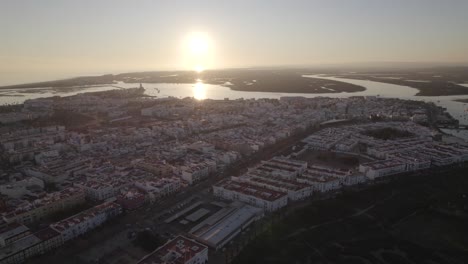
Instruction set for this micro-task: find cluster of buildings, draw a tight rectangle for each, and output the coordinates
[188,202,263,250]
[1,187,85,225]
[213,155,368,213]
[0,126,65,164]
[0,202,122,264]
[0,111,50,125]
[0,224,62,264]
[136,235,208,264]
[0,91,465,263]
[302,121,468,179]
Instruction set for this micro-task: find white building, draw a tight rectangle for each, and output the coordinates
[359,159,406,180]
[179,160,216,185]
[134,178,181,202]
[0,227,62,264]
[137,236,208,264]
[298,170,342,192]
[268,157,308,174]
[343,174,368,186]
[75,181,116,201]
[0,224,31,247]
[0,177,44,199]
[50,202,122,242]
[390,152,431,171]
[213,180,288,212]
[235,174,313,201]
[2,187,86,225]
[190,202,263,249]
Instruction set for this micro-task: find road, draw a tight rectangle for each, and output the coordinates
[31,122,333,264]
[33,118,430,263]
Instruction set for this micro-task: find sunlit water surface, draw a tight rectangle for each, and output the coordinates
[1,75,468,139]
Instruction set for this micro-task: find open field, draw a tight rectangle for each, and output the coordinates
[234,165,468,264]
[296,149,370,169]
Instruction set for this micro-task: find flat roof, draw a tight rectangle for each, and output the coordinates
[298,174,340,183]
[269,157,306,169]
[216,180,287,202]
[136,236,207,264]
[185,208,210,222]
[360,159,405,170]
[51,202,121,232]
[191,204,262,248]
[0,235,41,260]
[33,227,60,241]
[249,177,310,191]
[307,165,349,176]
[0,224,29,240]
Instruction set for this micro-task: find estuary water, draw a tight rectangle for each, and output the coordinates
[1,75,468,129]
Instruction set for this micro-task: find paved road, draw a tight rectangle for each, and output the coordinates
[34,119,427,263]
[32,123,325,264]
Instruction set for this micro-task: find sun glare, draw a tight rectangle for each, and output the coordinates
[189,34,210,56]
[193,80,206,100]
[183,32,214,73]
[194,65,204,73]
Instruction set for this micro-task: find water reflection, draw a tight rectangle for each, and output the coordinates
[193,80,206,100]
[306,75,468,126]
[2,77,468,129]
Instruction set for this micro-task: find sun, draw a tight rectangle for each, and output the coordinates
[188,34,210,56]
[194,65,204,73]
[183,32,214,72]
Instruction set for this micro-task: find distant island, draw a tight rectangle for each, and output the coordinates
[0,69,365,94]
[309,66,468,96]
[454,98,468,103]
[2,67,468,96]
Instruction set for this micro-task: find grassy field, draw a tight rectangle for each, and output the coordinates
[296,149,369,169]
[234,166,468,264]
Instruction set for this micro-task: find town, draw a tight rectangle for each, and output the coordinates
[0,88,467,264]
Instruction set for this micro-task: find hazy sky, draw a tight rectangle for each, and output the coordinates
[1,0,468,84]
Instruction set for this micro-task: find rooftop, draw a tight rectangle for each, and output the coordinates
[191,204,262,248]
[136,236,207,264]
[216,180,287,202]
[51,202,121,232]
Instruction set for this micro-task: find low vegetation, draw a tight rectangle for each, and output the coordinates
[234,166,468,264]
[362,127,414,140]
[133,231,166,252]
